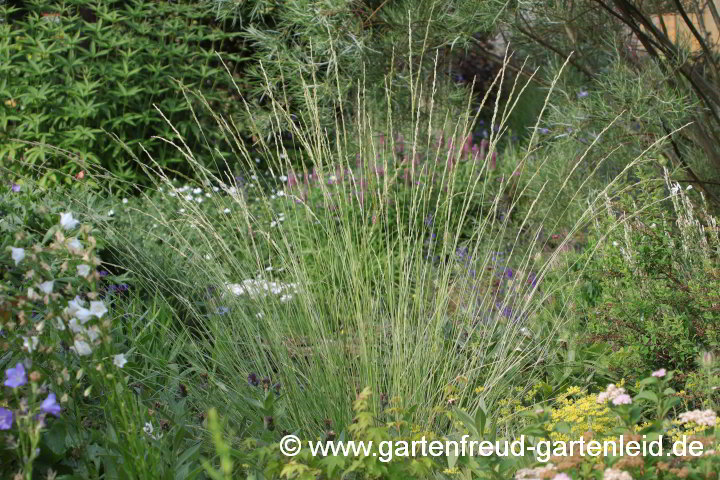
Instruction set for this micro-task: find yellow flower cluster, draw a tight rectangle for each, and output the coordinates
[442,467,462,475]
[549,387,619,442]
[496,383,546,423]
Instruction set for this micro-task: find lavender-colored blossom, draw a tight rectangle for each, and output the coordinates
[41,393,62,416]
[11,183,20,192]
[11,247,25,266]
[539,127,549,134]
[0,407,12,430]
[59,212,79,230]
[107,284,129,294]
[4,363,27,388]
[651,368,666,378]
[577,90,589,98]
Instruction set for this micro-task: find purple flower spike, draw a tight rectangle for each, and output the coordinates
[4,363,27,389]
[0,407,12,430]
[11,183,21,192]
[41,393,62,417]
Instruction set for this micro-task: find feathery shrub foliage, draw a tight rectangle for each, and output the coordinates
[204,0,506,140]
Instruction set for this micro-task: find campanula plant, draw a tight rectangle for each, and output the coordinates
[0,181,142,478]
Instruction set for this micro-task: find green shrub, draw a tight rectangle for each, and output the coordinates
[0,0,245,187]
[579,168,720,379]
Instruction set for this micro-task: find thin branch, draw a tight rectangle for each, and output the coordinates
[672,0,720,79]
[661,118,720,205]
[514,12,596,81]
[676,179,720,186]
[363,0,391,28]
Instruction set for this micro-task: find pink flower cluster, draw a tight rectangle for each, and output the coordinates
[603,468,633,480]
[677,409,717,427]
[651,368,666,378]
[596,384,632,406]
[514,463,557,479]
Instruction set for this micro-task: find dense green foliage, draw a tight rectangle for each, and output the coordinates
[0,0,245,187]
[579,176,720,378]
[481,0,720,208]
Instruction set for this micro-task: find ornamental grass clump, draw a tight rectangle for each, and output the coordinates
[80,19,692,447]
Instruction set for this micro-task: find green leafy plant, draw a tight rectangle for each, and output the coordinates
[0,182,205,478]
[0,0,246,187]
[204,387,439,479]
[579,168,720,380]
